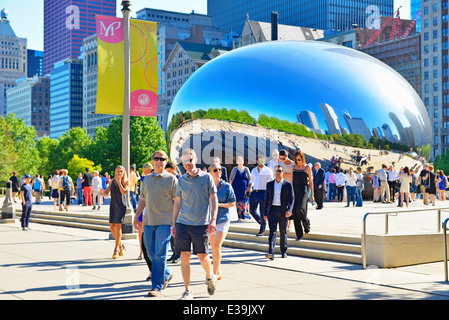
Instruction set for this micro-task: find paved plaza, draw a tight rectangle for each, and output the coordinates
[1,197,449,301]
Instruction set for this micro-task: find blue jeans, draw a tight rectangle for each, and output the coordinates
[346,186,356,206]
[130,191,137,211]
[143,225,172,291]
[356,188,363,206]
[329,183,336,201]
[76,188,84,205]
[249,190,266,233]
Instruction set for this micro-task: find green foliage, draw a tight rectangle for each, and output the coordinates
[434,149,449,174]
[35,136,59,177]
[67,154,101,182]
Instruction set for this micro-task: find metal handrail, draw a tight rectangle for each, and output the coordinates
[362,207,448,269]
[443,218,449,282]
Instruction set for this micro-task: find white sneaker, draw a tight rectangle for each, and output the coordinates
[179,290,193,300]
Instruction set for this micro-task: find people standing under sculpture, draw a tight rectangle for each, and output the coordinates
[387,166,398,202]
[399,166,411,207]
[246,155,274,236]
[266,149,281,173]
[229,156,251,222]
[292,150,313,241]
[264,165,294,260]
[313,162,325,210]
[335,167,346,203]
[424,165,437,206]
[20,174,33,231]
[345,168,357,207]
[377,164,390,203]
[209,162,236,281]
[172,148,218,300]
[418,164,430,205]
[101,165,129,259]
[279,149,294,231]
[437,170,447,201]
[355,167,364,207]
[82,168,93,206]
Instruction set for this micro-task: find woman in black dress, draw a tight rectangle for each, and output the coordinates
[101,165,130,259]
[292,150,314,241]
[425,165,437,206]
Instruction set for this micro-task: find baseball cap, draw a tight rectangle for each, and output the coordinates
[24,174,31,179]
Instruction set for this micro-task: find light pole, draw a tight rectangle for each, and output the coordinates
[120,0,135,237]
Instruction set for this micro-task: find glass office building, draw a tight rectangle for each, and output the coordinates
[43,0,116,75]
[208,0,394,33]
[50,58,83,139]
[410,0,421,31]
[27,49,44,78]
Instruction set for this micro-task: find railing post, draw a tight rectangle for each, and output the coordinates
[362,212,369,270]
[444,218,448,282]
[385,213,389,235]
[437,209,441,233]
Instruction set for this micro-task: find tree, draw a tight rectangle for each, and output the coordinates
[433,149,449,174]
[67,154,101,182]
[53,127,93,170]
[90,116,167,174]
[1,114,40,178]
[35,136,59,177]
[0,118,19,183]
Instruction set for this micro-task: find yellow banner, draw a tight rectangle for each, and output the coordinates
[95,16,158,116]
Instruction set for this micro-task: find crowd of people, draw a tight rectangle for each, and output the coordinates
[6,147,449,299]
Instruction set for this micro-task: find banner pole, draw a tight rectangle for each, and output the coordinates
[121,1,134,236]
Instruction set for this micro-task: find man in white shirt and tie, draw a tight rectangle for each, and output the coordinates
[246,155,274,236]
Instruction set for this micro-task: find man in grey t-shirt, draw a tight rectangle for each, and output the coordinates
[172,148,218,300]
[133,150,177,297]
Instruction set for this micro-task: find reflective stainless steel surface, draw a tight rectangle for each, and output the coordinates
[168,41,431,155]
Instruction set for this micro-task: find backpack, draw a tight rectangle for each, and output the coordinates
[61,176,71,191]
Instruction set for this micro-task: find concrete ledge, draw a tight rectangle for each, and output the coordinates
[364,233,449,268]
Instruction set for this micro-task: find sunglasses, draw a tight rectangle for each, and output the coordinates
[182,158,193,164]
[213,168,222,172]
[276,170,284,173]
[153,157,166,162]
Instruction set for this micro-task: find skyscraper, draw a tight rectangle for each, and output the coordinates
[43,0,116,75]
[319,103,342,135]
[50,58,83,139]
[0,12,27,116]
[207,0,393,34]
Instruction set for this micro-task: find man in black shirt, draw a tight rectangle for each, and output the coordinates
[9,171,19,203]
[417,164,429,205]
[82,168,93,206]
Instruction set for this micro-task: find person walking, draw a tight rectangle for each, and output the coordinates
[345,168,357,207]
[264,165,294,260]
[47,175,53,200]
[20,174,33,231]
[387,166,399,202]
[58,169,74,212]
[32,174,43,204]
[92,171,102,210]
[292,150,313,241]
[10,171,19,203]
[51,170,60,210]
[165,162,181,264]
[101,165,129,259]
[76,173,84,206]
[136,162,153,262]
[229,156,251,221]
[133,151,178,297]
[437,170,447,201]
[355,167,364,207]
[129,165,138,212]
[172,148,218,300]
[313,162,325,210]
[82,168,93,206]
[399,166,412,207]
[209,162,236,281]
[424,165,437,206]
[246,155,274,236]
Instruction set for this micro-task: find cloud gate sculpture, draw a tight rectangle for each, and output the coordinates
[167,40,431,166]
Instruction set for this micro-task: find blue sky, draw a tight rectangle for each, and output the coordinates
[4,0,410,51]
